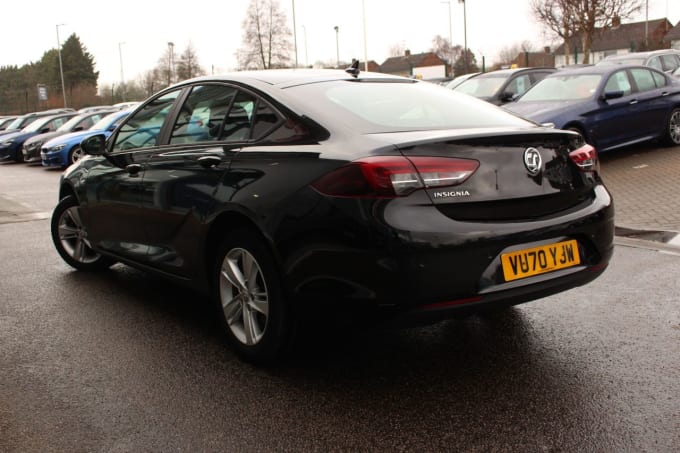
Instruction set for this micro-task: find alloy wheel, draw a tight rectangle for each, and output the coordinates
[219,247,270,346]
[57,206,101,264]
[670,110,680,145]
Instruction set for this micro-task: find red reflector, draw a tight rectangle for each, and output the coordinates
[422,296,482,310]
[311,156,479,198]
[569,144,599,173]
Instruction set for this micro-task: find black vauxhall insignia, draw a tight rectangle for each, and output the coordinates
[51,68,614,362]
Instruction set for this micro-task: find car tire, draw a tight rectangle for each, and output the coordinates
[51,195,116,271]
[214,230,295,364]
[663,108,680,146]
[14,149,24,163]
[69,146,83,164]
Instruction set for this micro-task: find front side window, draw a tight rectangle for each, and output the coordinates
[604,71,632,96]
[24,116,57,133]
[505,74,531,97]
[112,90,180,152]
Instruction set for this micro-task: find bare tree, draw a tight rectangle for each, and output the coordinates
[238,0,293,69]
[497,40,538,67]
[530,0,579,64]
[431,35,461,66]
[531,0,643,64]
[388,42,406,57]
[176,43,206,81]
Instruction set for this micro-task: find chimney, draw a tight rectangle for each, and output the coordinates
[544,46,551,54]
[612,15,621,28]
[405,49,411,57]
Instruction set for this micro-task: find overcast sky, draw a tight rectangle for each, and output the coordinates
[2,0,678,87]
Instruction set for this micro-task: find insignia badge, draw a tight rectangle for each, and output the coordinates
[524,147,542,176]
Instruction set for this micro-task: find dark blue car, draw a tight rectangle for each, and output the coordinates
[0,112,76,162]
[504,65,680,152]
[41,109,131,168]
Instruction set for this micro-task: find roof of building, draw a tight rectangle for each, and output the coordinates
[554,18,672,54]
[666,21,680,40]
[379,52,445,73]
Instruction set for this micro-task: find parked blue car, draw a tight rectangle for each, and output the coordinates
[504,64,680,152]
[41,109,131,168]
[0,112,76,162]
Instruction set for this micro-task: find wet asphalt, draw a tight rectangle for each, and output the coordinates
[1,162,679,451]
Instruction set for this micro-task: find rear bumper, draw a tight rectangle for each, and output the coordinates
[280,185,614,321]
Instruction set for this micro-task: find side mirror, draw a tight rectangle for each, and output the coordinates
[40,127,50,133]
[73,126,84,132]
[81,134,107,155]
[500,91,515,102]
[602,90,624,101]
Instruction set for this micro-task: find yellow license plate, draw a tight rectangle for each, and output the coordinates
[501,240,581,282]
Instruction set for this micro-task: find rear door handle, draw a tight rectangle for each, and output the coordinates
[126,163,142,176]
[629,99,638,105]
[198,155,222,168]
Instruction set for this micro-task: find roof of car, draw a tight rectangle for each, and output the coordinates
[476,67,556,77]
[603,49,680,61]
[545,63,664,77]
[176,69,408,89]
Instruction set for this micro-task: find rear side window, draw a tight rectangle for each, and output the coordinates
[651,71,667,88]
[648,57,663,71]
[661,54,680,72]
[630,68,656,92]
[170,85,237,144]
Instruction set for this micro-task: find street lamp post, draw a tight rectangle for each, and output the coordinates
[334,26,340,67]
[362,0,368,71]
[302,25,309,67]
[292,0,298,67]
[56,24,67,108]
[459,0,468,74]
[441,1,453,76]
[118,42,126,102]
[167,42,175,85]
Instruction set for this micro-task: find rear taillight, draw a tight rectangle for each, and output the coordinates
[311,156,479,198]
[569,144,599,173]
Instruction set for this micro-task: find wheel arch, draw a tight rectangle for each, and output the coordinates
[203,209,279,283]
[58,182,78,203]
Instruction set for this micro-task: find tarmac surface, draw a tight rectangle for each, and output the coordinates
[0,144,679,451]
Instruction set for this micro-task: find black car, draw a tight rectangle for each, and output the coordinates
[452,67,556,105]
[51,69,614,363]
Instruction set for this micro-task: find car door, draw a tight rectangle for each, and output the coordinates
[628,67,673,140]
[81,89,182,262]
[588,69,640,150]
[137,83,284,279]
